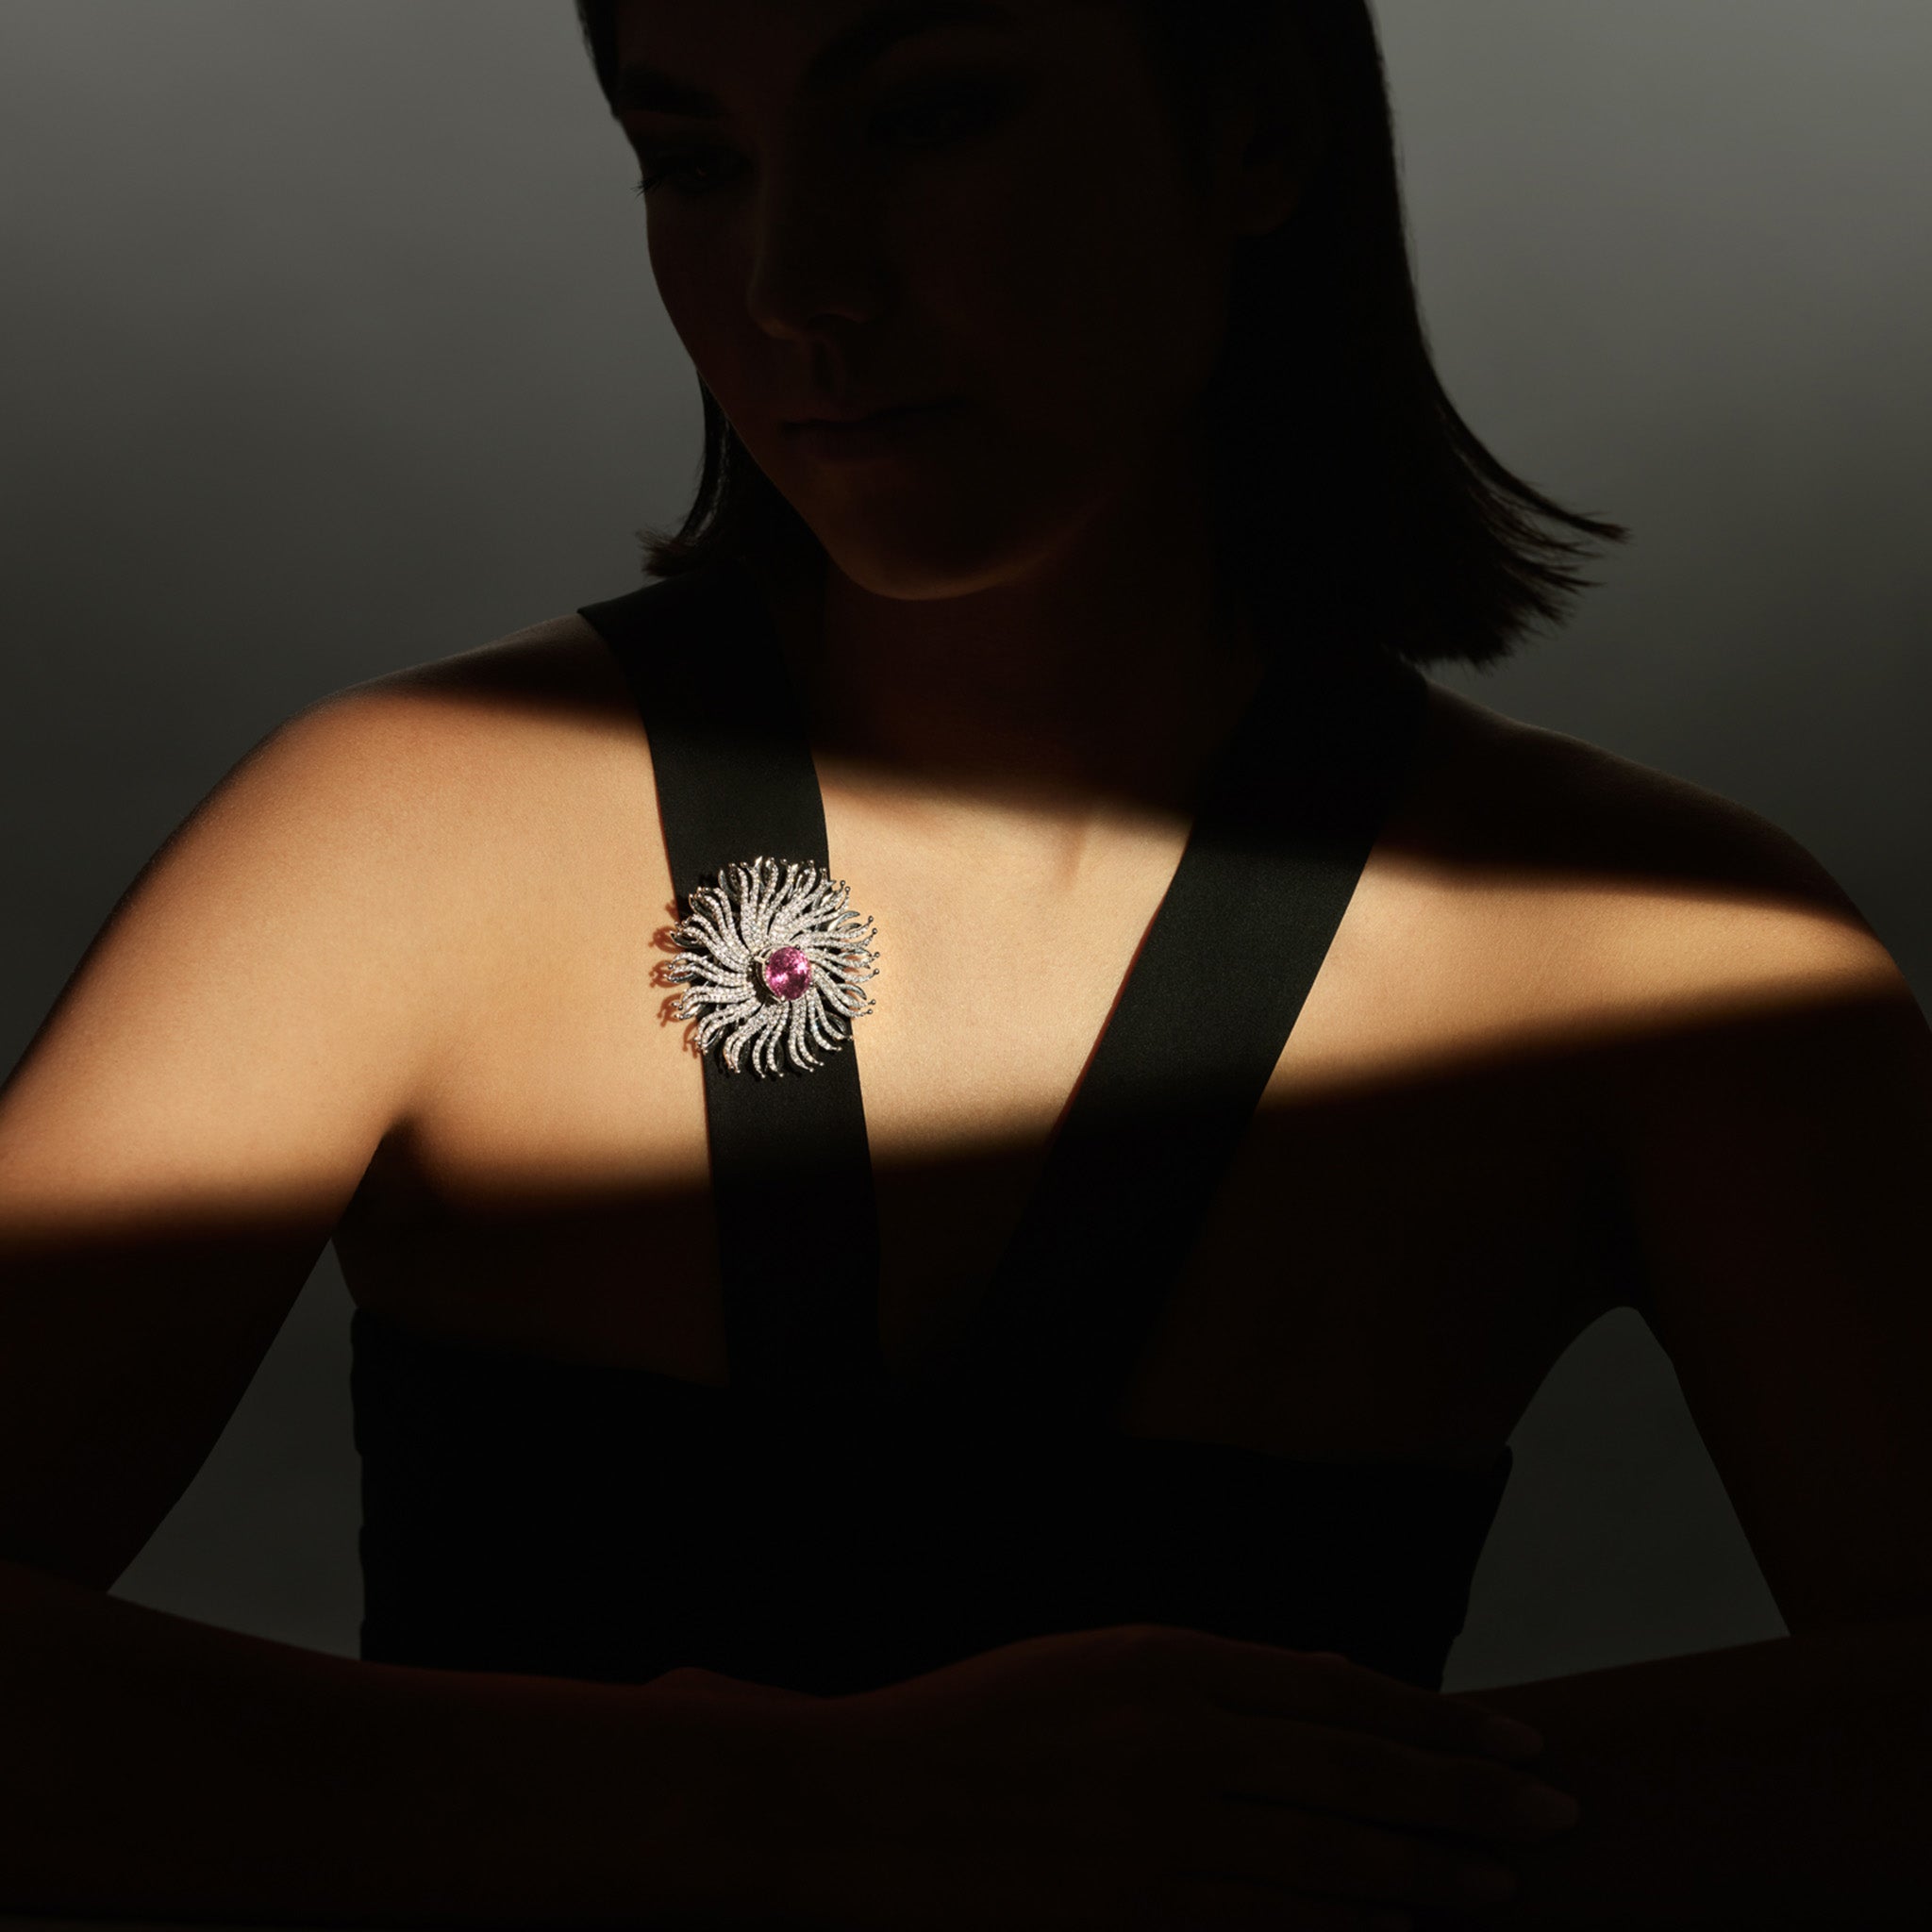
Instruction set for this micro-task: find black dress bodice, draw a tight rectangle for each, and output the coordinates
[352,1310,1509,1693]
[350,560,1513,1696]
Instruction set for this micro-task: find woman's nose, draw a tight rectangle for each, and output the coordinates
[743,162,895,339]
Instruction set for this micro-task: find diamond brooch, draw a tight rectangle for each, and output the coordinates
[663,856,881,1077]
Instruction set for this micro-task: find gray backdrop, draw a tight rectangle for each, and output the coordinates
[2,1,1926,1690]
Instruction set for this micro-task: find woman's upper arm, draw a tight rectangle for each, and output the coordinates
[1580,786,1932,1636]
[0,685,471,1591]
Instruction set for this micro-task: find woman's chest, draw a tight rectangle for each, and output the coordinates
[333,758,1633,1472]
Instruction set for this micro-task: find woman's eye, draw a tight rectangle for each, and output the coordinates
[634,153,729,199]
[631,80,1016,201]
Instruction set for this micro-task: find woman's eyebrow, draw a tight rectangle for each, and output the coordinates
[610,0,1019,119]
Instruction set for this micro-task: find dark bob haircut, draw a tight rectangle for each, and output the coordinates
[574,0,1627,671]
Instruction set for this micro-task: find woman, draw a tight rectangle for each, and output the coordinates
[1,2,1927,1927]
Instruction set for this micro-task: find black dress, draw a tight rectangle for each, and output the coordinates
[351,560,1513,1695]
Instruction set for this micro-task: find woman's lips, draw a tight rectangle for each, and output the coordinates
[783,398,966,459]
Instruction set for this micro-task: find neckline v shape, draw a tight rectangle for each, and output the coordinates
[578,561,1430,1432]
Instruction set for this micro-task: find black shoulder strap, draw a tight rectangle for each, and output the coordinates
[580,560,1428,1440]
[575,562,886,1411]
[931,641,1431,1434]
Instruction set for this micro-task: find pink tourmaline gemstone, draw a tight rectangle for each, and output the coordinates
[761,944,812,1001]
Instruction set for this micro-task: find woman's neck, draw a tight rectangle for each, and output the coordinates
[764,505,1274,836]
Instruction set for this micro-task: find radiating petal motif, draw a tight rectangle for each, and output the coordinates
[663,856,881,1076]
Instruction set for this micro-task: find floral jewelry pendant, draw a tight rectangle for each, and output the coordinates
[664,856,881,1077]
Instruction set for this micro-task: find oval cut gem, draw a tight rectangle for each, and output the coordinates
[760,944,812,1002]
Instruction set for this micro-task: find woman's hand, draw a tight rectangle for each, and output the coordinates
[784,1623,1581,1932]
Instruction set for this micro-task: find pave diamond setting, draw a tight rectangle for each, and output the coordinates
[664,856,880,1076]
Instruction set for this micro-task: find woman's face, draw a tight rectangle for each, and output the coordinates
[610,0,1298,601]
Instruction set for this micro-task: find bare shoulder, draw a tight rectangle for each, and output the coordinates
[1403,680,1906,1024]
[279,610,653,857]
[317,597,664,879]
[21,608,640,1058]
[0,616,637,1253]
[322,609,638,747]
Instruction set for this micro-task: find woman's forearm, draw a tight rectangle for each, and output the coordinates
[0,1557,813,1927]
[1419,1612,1932,1930]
